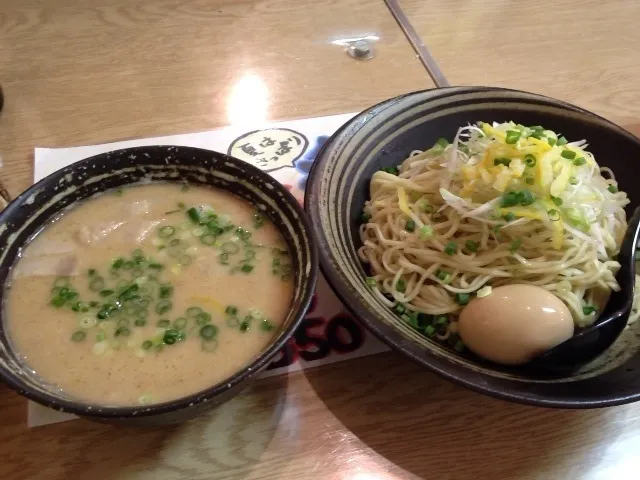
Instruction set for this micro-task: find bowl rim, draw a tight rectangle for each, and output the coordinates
[0,145,319,418]
[305,85,640,409]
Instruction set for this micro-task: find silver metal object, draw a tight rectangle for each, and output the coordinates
[384,0,450,88]
[347,39,374,60]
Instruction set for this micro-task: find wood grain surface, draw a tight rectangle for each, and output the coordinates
[0,0,431,197]
[2,0,640,479]
[398,0,640,129]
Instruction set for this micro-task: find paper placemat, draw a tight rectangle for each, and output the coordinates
[28,112,390,427]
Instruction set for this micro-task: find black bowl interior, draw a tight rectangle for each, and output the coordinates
[306,86,640,408]
[0,146,317,422]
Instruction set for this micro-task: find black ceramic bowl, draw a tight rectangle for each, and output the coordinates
[306,86,640,408]
[0,146,318,424]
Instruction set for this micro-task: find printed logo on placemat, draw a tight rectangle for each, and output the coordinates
[228,128,309,171]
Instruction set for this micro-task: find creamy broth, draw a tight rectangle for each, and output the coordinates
[6,184,294,406]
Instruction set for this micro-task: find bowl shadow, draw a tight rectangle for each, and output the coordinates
[0,374,290,479]
[304,352,610,480]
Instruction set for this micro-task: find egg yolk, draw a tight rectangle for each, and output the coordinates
[458,284,575,366]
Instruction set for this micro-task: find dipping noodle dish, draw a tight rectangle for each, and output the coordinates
[359,121,639,366]
[5,183,294,406]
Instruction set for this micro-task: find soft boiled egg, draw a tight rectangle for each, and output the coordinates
[458,284,574,366]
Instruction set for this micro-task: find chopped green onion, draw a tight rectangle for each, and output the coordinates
[163,329,180,345]
[583,304,597,315]
[569,176,579,185]
[510,238,522,253]
[435,315,448,325]
[73,301,90,313]
[547,137,557,146]
[608,185,618,193]
[158,284,173,298]
[261,319,275,331]
[444,241,457,256]
[198,324,218,340]
[505,130,521,144]
[115,327,131,337]
[465,240,479,253]
[187,207,201,223]
[405,219,416,232]
[561,150,576,160]
[396,279,406,293]
[221,242,240,254]
[573,157,586,167]
[366,277,377,288]
[436,137,449,148]
[494,157,511,167]
[501,191,519,207]
[51,295,69,308]
[118,283,139,301]
[88,269,96,276]
[201,339,218,352]
[235,227,252,242]
[174,317,188,329]
[157,319,170,328]
[455,293,470,305]
[196,312,211,325]
[195,233,215,246]
[361,212,372,223]
[453,341,465,353]
[418,225,433,240]
[112,257,125,270]
[134,318,147,327]
[557,136,568,146]
[244,250,256,260]
[156,300,172,315]
[525,177,535,185]
[253,213,265,228]
[503,212,516,222]
[241,264,254,273]
[380,166,399,175]
[551,196,563,206]
[142,340,153,350]
[524,154,537,167]
[424,325,436,337]
[71,331,86,342]
[417,200,432,213]
[99,289,114,297]
[218,252,229,265]
[148,262,164,270]
[394,304,406,315]
[435,270,451,283]
[518,190,535,206]
[225,305,238,316]
[548,209,560,221]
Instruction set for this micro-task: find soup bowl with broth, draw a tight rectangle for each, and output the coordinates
[0,146,318,424]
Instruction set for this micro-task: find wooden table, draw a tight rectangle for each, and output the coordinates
[1,1,639,479]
